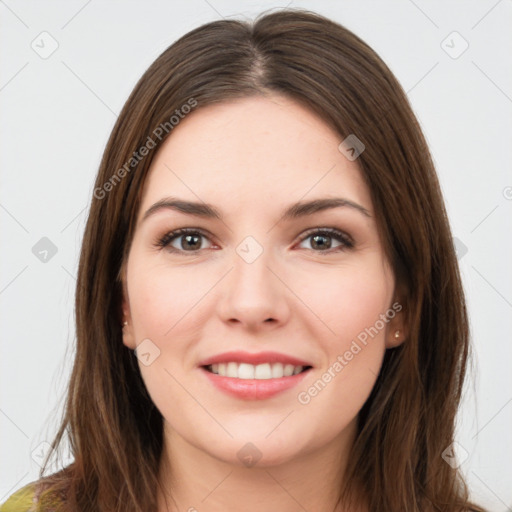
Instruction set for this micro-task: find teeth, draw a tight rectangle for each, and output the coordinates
[255,363,272,379]
[208,362,306,379]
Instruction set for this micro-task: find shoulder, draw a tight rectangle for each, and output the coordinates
[0,481,66,512]
[0,483,38,512]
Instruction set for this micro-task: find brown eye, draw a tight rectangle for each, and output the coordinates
[297,228,353,253]
[155,227,353,255]
[156,229,213,253]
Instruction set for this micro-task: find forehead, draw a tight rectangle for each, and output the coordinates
[138,94,372,220]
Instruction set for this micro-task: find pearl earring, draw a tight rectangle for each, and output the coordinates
[394,330,400,339]
[123,321,128,327]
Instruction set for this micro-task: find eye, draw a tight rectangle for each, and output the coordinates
[155,227,354,255]
[155,228,214,254]
[296,228,354,253]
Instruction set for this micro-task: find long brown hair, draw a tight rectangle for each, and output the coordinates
[32,8,485,511]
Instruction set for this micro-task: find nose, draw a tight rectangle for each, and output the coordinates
[217,244,291,331]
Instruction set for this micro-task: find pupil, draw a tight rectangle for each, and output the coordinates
[312,234,331,250]
[183,234,201,250]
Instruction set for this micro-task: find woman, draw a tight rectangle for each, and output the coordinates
[1,8,486,512]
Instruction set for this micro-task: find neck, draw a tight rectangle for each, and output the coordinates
[156,418,365,512]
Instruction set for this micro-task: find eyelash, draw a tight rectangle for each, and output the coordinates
[154,227,354,255]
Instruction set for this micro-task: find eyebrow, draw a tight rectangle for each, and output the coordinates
[142,196,371,223]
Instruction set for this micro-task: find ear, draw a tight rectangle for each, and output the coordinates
[120,263,137,350]
[385,296,408,349]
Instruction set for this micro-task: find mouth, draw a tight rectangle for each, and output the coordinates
[197,351,314,399]
[203,362,313,380]
[200,363,313,400]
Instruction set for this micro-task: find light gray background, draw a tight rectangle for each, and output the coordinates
[1,0,511,509]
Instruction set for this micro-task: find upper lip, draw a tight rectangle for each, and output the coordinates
[198,351,313,367]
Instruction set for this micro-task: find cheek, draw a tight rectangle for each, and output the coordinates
[128,259,206,339]
[291,259,392,423]
[294,258,394,346]
[126,260,205,417]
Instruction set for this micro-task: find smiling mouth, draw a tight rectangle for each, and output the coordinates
[203,362,313,380]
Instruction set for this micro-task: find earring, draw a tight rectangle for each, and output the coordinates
[394,330,400,339]
[123,321,128,327]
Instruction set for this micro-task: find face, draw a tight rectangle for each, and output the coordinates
[121,94,405,468]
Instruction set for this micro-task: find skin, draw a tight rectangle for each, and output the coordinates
[121,94,406,512]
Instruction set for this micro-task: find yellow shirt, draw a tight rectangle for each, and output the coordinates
[0,484,37,512]
[0,483,64,512]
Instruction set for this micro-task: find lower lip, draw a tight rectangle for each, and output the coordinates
[200,367,311,400]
